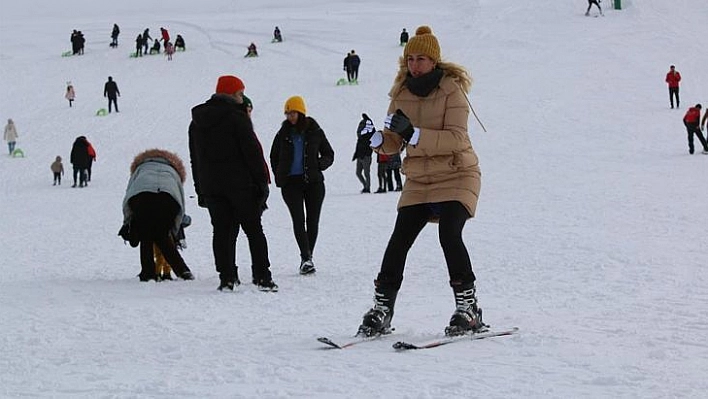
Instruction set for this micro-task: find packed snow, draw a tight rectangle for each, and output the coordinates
[1,0,707,397]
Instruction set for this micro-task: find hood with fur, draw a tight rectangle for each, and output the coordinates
[130,149,186,183]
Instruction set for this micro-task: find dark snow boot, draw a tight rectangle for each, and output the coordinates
[445,281,487,336]
[357,284,397,337]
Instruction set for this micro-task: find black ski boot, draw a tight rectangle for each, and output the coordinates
[445,281,487,336]
[357,284,397,337]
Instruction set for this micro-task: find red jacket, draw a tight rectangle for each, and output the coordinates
[684,107,701,124]
[665,71,681,88]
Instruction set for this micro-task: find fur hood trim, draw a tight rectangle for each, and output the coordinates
[130,148,186,182]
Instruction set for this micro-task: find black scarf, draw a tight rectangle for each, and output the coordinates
[405,68,443,97]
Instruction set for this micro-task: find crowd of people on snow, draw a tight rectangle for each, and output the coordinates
[4,15,706,339]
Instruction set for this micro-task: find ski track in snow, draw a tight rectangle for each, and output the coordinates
[1,0,707,397]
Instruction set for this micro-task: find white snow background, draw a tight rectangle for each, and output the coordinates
[1,0,707,397]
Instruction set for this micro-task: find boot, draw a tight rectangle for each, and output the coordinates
[445,281,487,336]
[358,284,397,337]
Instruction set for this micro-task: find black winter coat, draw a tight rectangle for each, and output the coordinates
[188,94,269,197]
[352,119,374,161]
[270,117,334,187]
[104,80,120,99]
[70,137,91,168]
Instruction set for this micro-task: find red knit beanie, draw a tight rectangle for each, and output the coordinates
[215,75,245,94]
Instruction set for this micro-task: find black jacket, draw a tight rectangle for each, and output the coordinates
[70,137,91,168]
[270,116,334,187]
[104,79,120,98]
[188,94,269,197]
[352,118,373,161]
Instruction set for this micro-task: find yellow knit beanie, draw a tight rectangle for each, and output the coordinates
[284,95,306,115]
[403,26,440,62]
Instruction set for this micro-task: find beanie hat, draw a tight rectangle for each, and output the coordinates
[284,95,306,115]
[215,75,245,94]
[242,94,253,109]
[403,26,441,62]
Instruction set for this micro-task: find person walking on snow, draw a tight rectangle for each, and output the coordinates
[188,75,277,292]
[51,155,64,186]
[3,118,18,155]
[357,26,486,338]
[111,24,120,47]
[353,113,375,193]
[585,0,602,16]
[683,104,708,154]
[665,65,681,109]
[65,83,75,107]
[270,96,335,276]
[104,76,120,113]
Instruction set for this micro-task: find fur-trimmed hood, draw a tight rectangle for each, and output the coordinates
[130,149,186,183]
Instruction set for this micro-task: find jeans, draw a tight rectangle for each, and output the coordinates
[355,155,371,190]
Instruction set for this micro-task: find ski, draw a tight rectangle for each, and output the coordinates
[392,327,519,351]
[317,332,391,349]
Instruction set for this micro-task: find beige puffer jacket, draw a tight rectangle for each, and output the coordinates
[376,66,481,217]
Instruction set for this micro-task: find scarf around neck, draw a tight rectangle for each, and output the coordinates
[405,68,444,97]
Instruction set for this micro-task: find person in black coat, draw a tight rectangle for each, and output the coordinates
[400,28,409,45]
[352,113,374,193]
[70,136,90,187]
[188,75,277,292]
[270,96,334,275]
[103,76,120,113]
[346,50,361,82]
[111,24,120,47]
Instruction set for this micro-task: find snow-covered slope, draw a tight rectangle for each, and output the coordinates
[1,0,706,397]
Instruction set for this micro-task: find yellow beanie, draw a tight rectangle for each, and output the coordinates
[403,26,441,62]
[284,95,306,115]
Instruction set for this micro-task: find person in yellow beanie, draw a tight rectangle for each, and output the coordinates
[358,26,487,338]
[270,96,335,275]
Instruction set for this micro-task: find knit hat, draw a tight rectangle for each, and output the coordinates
[242,94,253,109]
[403,26,441,62]
[215,75,245,94]
[284,95,306,114]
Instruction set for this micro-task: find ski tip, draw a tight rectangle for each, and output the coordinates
[316,337,342,349]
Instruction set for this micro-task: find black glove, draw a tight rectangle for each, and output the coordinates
[387,109,415,142]
[256,183,269,211]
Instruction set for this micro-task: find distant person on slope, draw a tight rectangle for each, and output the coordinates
[111,23,120,47]
[665,65,681,109]
[175,34,185,51]
[103,76,120,113]
[65,83,75,107]
[683,104,708,155]
[3,118,19,155]
[585,0,602,16]
[400,28,409,46]
[357,26,486,338]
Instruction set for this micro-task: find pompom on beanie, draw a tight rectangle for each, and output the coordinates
[403,26,441,62]
[284,95,306,115]
[215,75,245,94]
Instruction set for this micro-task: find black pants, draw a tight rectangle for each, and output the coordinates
[389,168,402,190]
[685,122,708,153]
[72,167,87,186]
[355,155,371,191]
[53,172,61,185]
[376,201,475,291]
[347,67,359,82]
[669,87,680,108]
[206,190,271,283]
[377,163,391,191]
[129,192,189,279]
[586,0,601,13]
[281,178,325,261]
[108,97,118,113]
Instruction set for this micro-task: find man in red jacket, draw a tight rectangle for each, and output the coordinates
[665,65,681,109]
[683,104,708,154]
